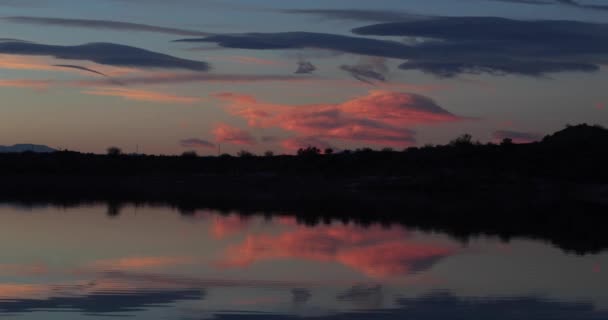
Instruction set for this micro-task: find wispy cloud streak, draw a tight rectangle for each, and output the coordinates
[4,16,212,36]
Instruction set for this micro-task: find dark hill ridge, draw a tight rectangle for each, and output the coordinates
[542,124,608,148]
[0,124,607,254]
[0,144,56,153]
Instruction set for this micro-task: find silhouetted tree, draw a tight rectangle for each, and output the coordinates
[449,134,474,147]
[181,151,198,158]
[297,146,321,157]
[501,138,514,146]
[264,151,275,157]
[237,150,255,158]
[107,146,122,156]
[324,148,334,155]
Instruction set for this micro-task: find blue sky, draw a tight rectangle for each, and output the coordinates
[0,0,606,154]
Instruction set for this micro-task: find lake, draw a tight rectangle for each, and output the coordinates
[0,203,606,319]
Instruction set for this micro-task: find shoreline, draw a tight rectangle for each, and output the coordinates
[1,174,607,254]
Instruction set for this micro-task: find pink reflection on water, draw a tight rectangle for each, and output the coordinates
[215,224,456,278]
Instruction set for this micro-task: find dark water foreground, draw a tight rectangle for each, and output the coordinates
[0,203,607,320]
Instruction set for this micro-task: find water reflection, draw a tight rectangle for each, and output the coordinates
[215,224,456,277]
[199,293,608,320]
[0,204,606,319]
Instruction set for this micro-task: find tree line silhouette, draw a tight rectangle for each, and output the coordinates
[1,124,606,181]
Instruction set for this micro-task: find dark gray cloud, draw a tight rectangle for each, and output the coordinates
[279,9,420,22]
[295,60,316,74]
[0,41,210,71]
[340,57,388,84]
[555,0,608,10]
[4,16,212,36]
[489,0,553,4]
[174,32,411,58]
[176,16,608,77]
[489,0,608,10]
[53,64,107,76]
[79,73,304,86]
[180,138,216,149]
[0,38,31,42]
[353,16,608,76]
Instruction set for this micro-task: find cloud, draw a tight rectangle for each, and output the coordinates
[180,138,216,149]
[352,16,608,76]
[79,72,304,86]
[213,123,257,145]
[0,41,210,71]
[215,224,455,277]
[0,54,138,76]
[53,64,107,76]
[215,90,464,147]
[175,32,410,59]
[83,87,201,104]
[278,9,420,22]
[295,60,316,74]
[4,16,212,36]
[88,256,194,270]
[0,79,51,89]
[0,263,48,276]
[177,16,608,77]
[221,55,285,66]
[493,130,543,143]
[489,0,608,10]
[340,57,389,84]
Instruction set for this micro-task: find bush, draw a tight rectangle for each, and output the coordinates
[181,151,198,158]
[237,150,255,158]
[107,147,122,156]
[297,146,321,157]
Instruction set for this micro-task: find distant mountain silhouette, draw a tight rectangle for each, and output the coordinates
[0,144,57,153]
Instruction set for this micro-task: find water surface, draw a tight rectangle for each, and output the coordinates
[0,204,606,319]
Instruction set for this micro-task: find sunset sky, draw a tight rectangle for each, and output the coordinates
[1,0,607,155]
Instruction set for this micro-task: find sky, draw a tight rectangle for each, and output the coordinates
[0,0,607,155]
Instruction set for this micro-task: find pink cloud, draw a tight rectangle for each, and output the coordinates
[88,256,194,270]
[0,79,51,89]
[220,55,287,66]
[83,87,202,104]
[215,90,464,148]
[213,123,257,145]
[0,263,48,276]
[79,72,306,87]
